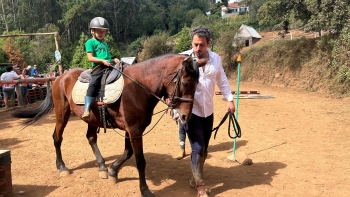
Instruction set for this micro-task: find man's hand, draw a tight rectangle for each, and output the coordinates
[227,101,235,114]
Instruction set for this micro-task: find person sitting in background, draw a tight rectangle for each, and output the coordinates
[31,65,39,77]
[0,65,20,108]
[25,65,32,76]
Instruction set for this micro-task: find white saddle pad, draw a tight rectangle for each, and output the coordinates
[72,77,124,104]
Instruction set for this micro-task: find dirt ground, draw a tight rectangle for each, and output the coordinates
[1,80,350,197]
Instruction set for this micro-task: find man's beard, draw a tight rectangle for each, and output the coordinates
[194,50,203,58]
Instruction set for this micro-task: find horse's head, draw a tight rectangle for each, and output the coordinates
[166,55,207,124]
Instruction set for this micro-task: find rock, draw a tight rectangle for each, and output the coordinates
[234,152,253,165]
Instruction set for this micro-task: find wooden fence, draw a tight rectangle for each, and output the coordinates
[0,77,56,108]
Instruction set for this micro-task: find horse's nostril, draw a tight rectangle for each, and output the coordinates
[182,115,187,121]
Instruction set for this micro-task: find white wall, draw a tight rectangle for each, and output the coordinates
[216,0,241,3]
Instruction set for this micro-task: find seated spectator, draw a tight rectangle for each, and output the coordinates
[26,65,32,76]
[31,65,39,77]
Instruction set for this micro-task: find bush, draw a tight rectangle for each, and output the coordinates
[138,31,175,61]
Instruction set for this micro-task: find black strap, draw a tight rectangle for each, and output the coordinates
[212,110,241,139]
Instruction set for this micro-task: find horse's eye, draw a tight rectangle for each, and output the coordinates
[182,81,188,87]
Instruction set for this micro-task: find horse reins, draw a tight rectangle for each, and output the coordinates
[105,59,193,138]
[212,110,242,139]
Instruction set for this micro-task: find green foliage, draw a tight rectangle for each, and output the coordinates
[258,0,311,32]
[329,27,350,88]
[305,0,349,34]
[217,31,241,75]
[32,24,61,73]
[104,34,121,59]
[1,30,36,66]
[0,49,8,63]
[173,27,192,53]
[126,36,146,57]
[138,31,175,61]
[242,0,267,24]
[71,33,90,69]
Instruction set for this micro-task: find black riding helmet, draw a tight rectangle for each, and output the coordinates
[89,17,109,30]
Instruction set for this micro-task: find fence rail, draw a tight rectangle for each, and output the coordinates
[0,77,56,109]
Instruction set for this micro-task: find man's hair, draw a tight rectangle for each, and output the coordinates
[6,65,13,72]
[190,26,211,43]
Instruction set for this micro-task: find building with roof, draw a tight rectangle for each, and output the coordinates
[217,1,248,18]
[234,24,261,47]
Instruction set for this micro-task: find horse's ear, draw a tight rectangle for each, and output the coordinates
[182,56,192,68]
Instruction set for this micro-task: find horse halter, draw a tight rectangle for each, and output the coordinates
[166,57,197,109]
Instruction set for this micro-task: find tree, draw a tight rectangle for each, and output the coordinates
[71,32,89,69]
[305,0,350,35]
[138,31,175,61]
[2,38,26,68]
[31,24,60,73]
[173,26,191,53]
[241,0,267,25]
[258,0,311,33]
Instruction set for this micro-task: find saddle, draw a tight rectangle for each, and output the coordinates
[72,62,126,133]
[72,62,125,105]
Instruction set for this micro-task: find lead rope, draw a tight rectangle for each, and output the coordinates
[212,110,241,139]
[106,108,168,138]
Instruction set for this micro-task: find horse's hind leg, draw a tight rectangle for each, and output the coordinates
[86,125,108,179]
[53,105,71,176]
[108,132,134,182]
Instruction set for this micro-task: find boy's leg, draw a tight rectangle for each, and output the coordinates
[176,122,187,160]
[82,66,103,118]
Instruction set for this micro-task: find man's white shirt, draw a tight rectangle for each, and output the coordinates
[191,48,234,118]
[1,71,19,88]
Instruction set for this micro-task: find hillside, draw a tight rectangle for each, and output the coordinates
[235,30,349,98]
[241,30,319,52]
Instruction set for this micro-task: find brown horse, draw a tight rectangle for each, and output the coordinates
[13,54,206,197]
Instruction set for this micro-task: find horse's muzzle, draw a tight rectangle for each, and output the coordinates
[179,113,192,124]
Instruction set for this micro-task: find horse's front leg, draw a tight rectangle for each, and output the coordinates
[108,132,134,182]
[131,136,154,197]
[86,125,108,178]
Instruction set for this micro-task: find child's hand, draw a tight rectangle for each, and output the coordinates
[113,58,120,64]
[102,60,111,67]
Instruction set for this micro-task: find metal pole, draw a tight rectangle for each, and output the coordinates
[229,55,242,158]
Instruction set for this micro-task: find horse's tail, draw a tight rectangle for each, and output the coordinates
[12,86,54,127]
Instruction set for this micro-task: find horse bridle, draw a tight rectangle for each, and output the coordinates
[165,56,198,108]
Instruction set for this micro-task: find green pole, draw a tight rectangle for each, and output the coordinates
[233,55,242,156]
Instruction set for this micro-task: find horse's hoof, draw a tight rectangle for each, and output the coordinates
[197,186,210,197]
[60,170,70,176]
[99,171,108,179]
[108,175,118,183]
